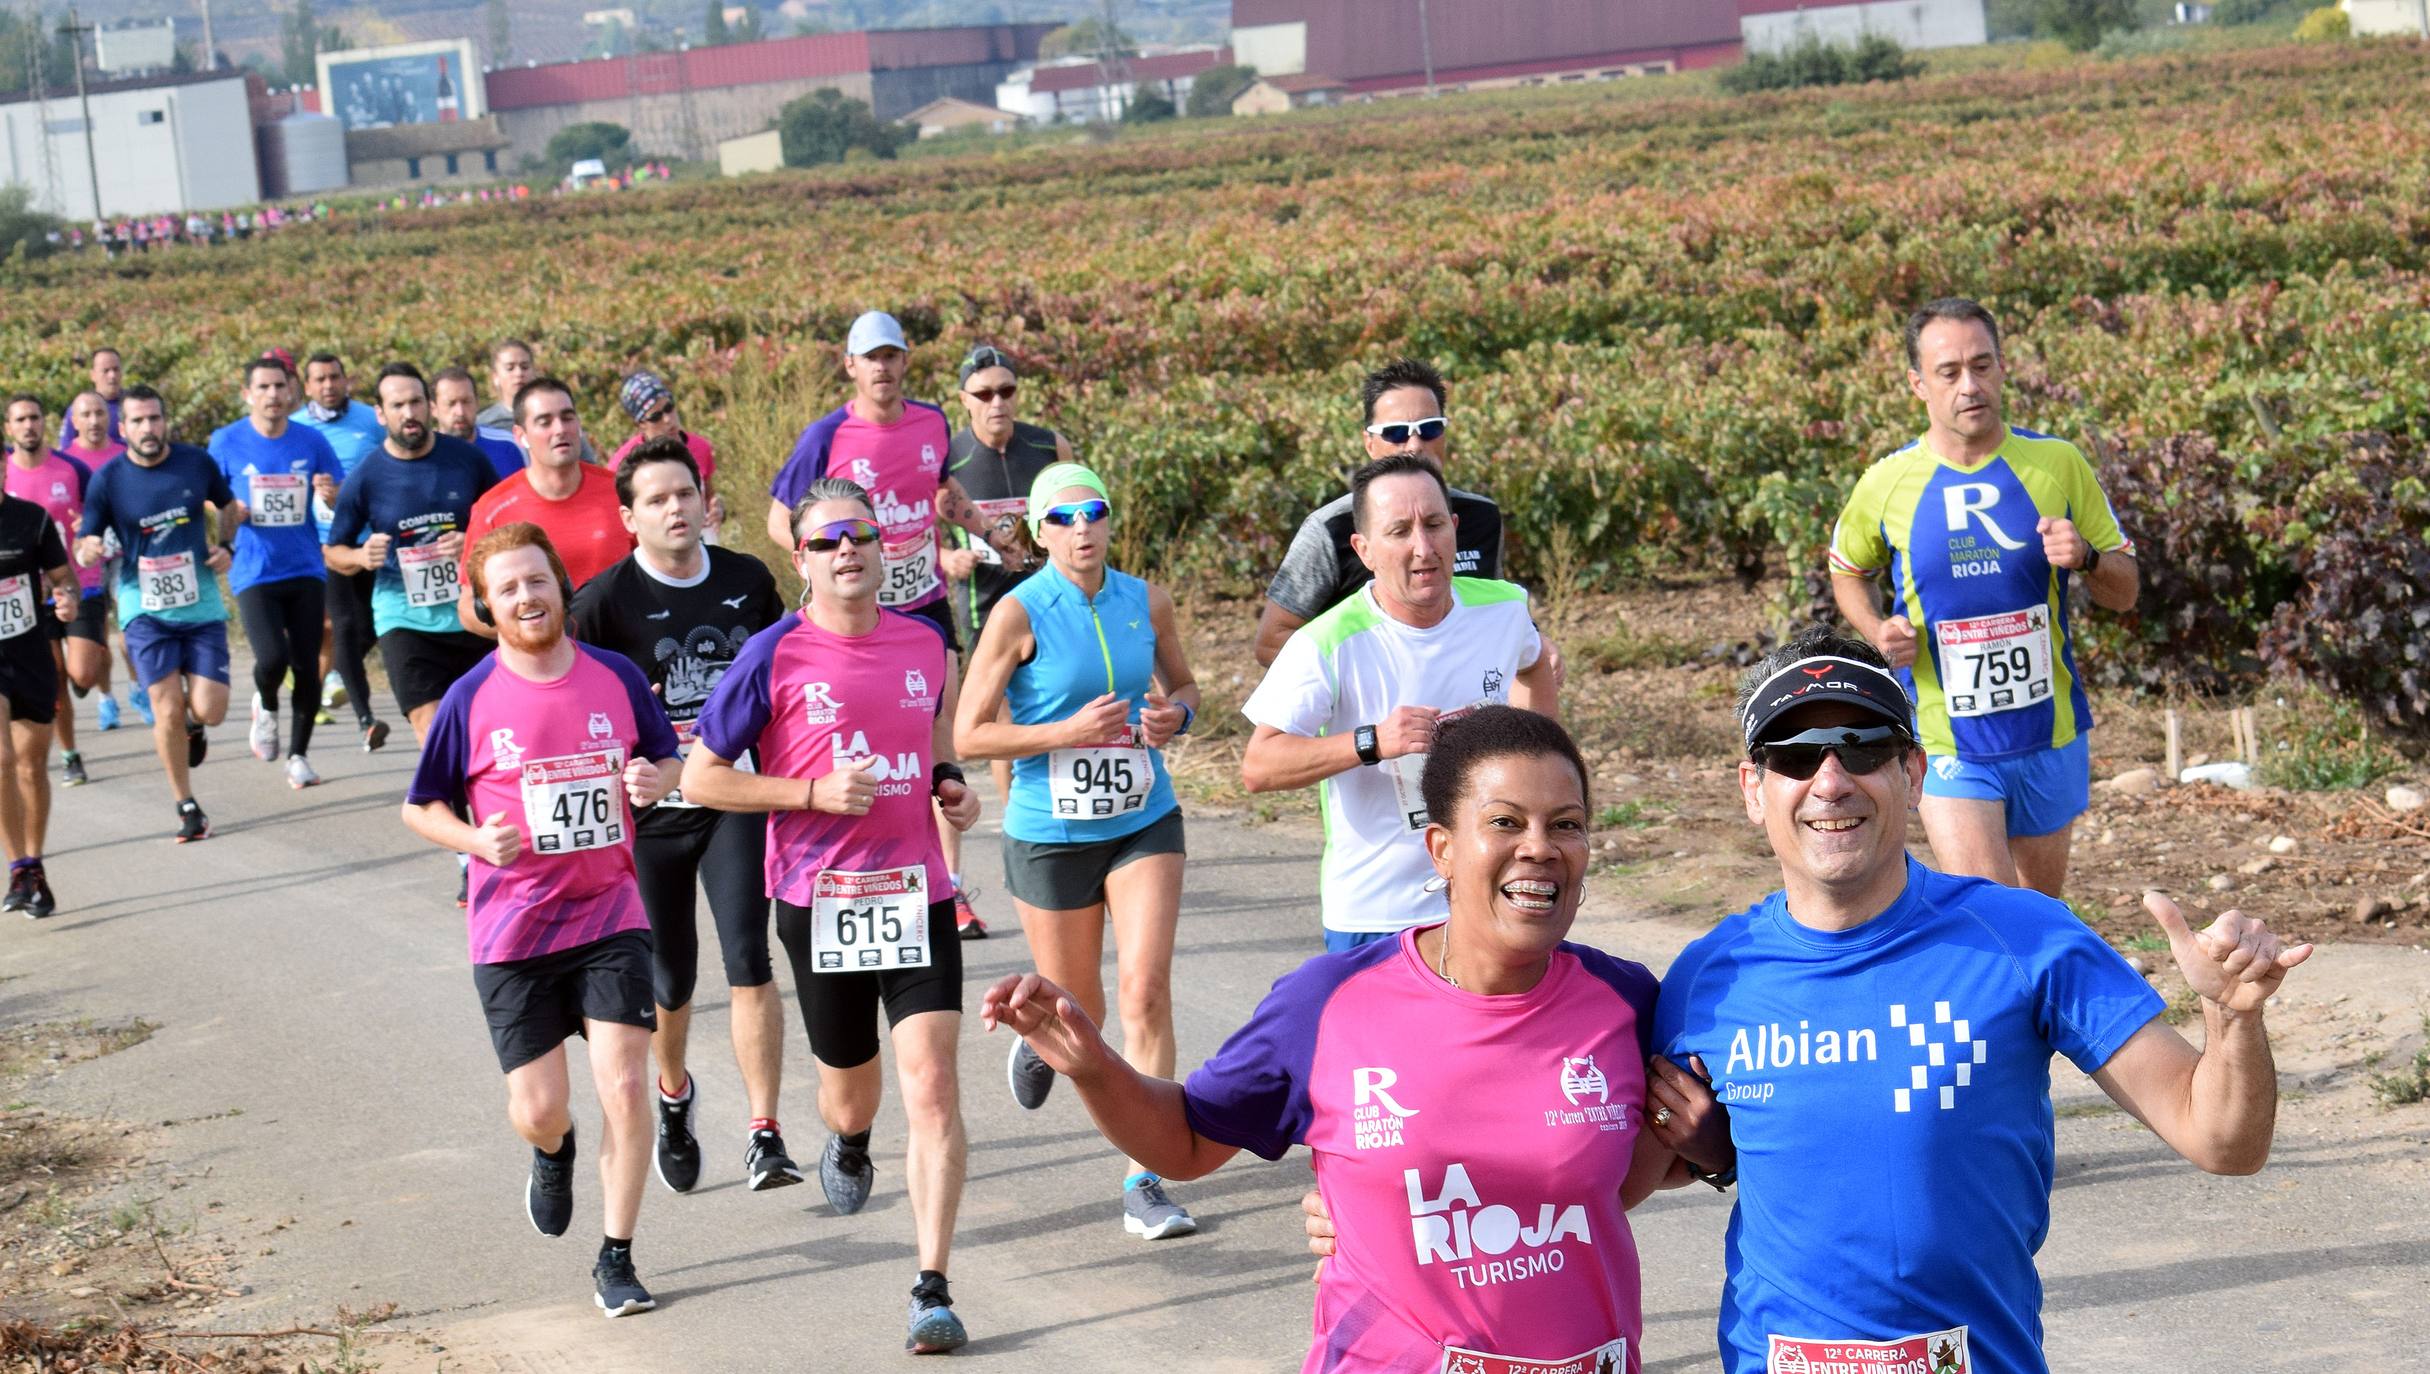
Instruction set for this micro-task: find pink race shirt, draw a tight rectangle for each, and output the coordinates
[693,609,949,905]
[1185,929,1659,1373]
[407,645,682,964]
[768,402,952,613]
[5,452,101,593]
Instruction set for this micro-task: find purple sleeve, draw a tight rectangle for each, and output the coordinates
[77,463,112,539]
[1570,944,1662,1065]
[599,646,682,761]
[405,671,482,809]
[694,617,784,763]
[1181,950,1379,1162]
[768,411,841,505]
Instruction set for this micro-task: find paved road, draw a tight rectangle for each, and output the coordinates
[5,682,2427,1371]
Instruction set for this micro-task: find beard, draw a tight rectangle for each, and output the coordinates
[386,420,429,451]
[130,435,166,460]
[496,603,565,654]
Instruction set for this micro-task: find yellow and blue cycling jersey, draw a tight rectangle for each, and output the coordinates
[1829,427,2133,763]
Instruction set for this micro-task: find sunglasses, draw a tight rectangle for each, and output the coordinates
[798,519,881,552]
[963,384,1017,403]
[1365,417,1448,445]
[1750,724,1913,780]
[641,404,674,424]
[1040,499,1109,527]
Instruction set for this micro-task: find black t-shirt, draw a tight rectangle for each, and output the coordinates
[945,420,1063,626]
[1264,486,1505,620]
[572,545,787,832]
[0,493,68,656]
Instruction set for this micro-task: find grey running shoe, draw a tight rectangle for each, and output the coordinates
[1122,1175,1198,1240]
[819,1133,873,1215]
[905,1273,967,1354]
[1008,1039,1054,1112]
[60,751,87,786]
[249,693,278,761]
[527,1128,575,1237]
[592,1249,655,1318]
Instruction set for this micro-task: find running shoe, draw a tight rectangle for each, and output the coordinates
[592,1249,655,1318]
[174,799,210,844]
[1122,1175,1198,1240]
[527,1128,575,1237]
[653,1081,700,1194]
[954,886,987,940]
[362,718,390,753]
[285,755,321,790]
[3,868,28,913]
[905,1273,967,1354]
[23,866,55,920]
[95,695,119,731]
[248,694,278,761]
[1008,1039,1054,1112]
[314,705,334,726]
[322,672,347,708]
[185,719,207,767]
[132,692,154,727]
[746,1126,803,1191]
[60,751,87,787]
[456,867,468,909]
[818,1133,873,1215]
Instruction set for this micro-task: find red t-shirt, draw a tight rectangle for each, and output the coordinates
[466,463,634,589]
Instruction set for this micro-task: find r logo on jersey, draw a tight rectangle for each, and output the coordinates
[802,681,841,725]
[1941,482,2028,551]
[489,728,524,769]
[847,459,877,488]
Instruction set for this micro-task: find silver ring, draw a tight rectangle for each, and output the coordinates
[1652,1106,1673,1127]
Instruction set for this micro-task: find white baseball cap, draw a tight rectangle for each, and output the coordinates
[845,310,909,357]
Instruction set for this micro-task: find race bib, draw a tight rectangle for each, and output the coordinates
[399,540,460,609]
[1385,702,1488,832]
[0,575,36,640]
[970,499,1029,568]
[1441,1338,1626,1374]
[877,531,939,606]
[1936,606,2054,718]
[138,551,200,613]
[251,472,307,528]
[520,748,625,855]
[1768,1326,1968,1374]
[1048,724,1153,819]
[810,867,930,973]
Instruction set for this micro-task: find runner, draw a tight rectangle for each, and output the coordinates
[1254,358,1505,666]
[0,466,86,917]
[1830,297,2140,898]
[685,476,983,1354]
[322,363,498,746]
[1241,454,1558,948]
[209,355,344,789]
[3,395,99,785]
[609,372,723,541]
[54,348,123,451]
[432,366,528,481]
[294,352,393,753]
[458,377,632,641]
[402,522,681,1319]
[73,386,238,843]
[478,339,600,464]
[58,391,133,735]
[985,706,1692,1372]
[952,462,1202,1238]
[763,311,1032,941]
[569,438,795,1196]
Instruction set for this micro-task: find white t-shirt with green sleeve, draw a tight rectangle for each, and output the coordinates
[1241,577,1543,934]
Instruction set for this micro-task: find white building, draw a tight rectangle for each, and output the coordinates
[0,71,262,221]
[996,48,1230,123]
[2344,0,2428,36]
[95,19,179,75]
[1738,0,1988,53]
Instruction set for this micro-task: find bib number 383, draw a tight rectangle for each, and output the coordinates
[1768,1326,1968,1374]
[811,867,929,972]
[877,533,939,607]
[1936,606,2053,718]
[0,575,37,640]
[400,541,460,609]
[520,749,624,854]
[1048,725,1152,819]
[138,552,200,613]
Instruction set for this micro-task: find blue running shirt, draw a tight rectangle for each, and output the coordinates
[78,444,234,627]
[323,437,495,637]
[209,418,343,594]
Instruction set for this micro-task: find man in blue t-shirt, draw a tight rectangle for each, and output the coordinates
[74,386,238,843]
[294,351,393,751]
[1653,629,2310,1374]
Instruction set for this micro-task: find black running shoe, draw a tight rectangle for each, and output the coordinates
[362,718,390,753]
[185,719,207,767]
[527,1128,575,1237]
[746,1126,803,1191]
[818,1133,873,1215]
[3,868,29,914]
[60,751,87,787]
[174,799,210,844]
[654,1082,701,1194]
[24,866,55,920]
[592,1248,656,1318]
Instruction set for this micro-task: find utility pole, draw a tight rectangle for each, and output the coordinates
[1417,0,1436,97]
[58,6,104,219]
[200,0,218,68]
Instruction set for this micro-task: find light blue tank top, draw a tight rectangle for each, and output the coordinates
[1001,563,1178,844]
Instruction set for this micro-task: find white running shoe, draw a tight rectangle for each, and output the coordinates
[249,694,278,762]
[284,754,321,790]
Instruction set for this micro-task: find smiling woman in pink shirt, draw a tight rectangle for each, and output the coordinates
[985,707,1728,1374]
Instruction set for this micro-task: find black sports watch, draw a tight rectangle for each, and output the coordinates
[1353,724,1382,766]
[930,761,967,794]
[1691,1160,1737,1192]
[2079,545,2102,576]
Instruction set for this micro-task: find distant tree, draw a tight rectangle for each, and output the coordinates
[487,0,512,64]
[733,4,764,42]
[776,87,908,167]
[546,121,634,172]
[1040,16,1134,61]
[1719,33,1924,93]
[0,186,61,261]
[281,0,348,88]
[2033,0,2138,50]
[703,0,729,46]
[2293,3,2350,37]
[1184,62,1256,117]
[1122,88,1175,124]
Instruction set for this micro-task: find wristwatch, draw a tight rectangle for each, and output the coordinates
[930,761,966,794]
[1354,724,1382,766]
[1691,1160,1736,1192]
[2079,545,2102,576]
